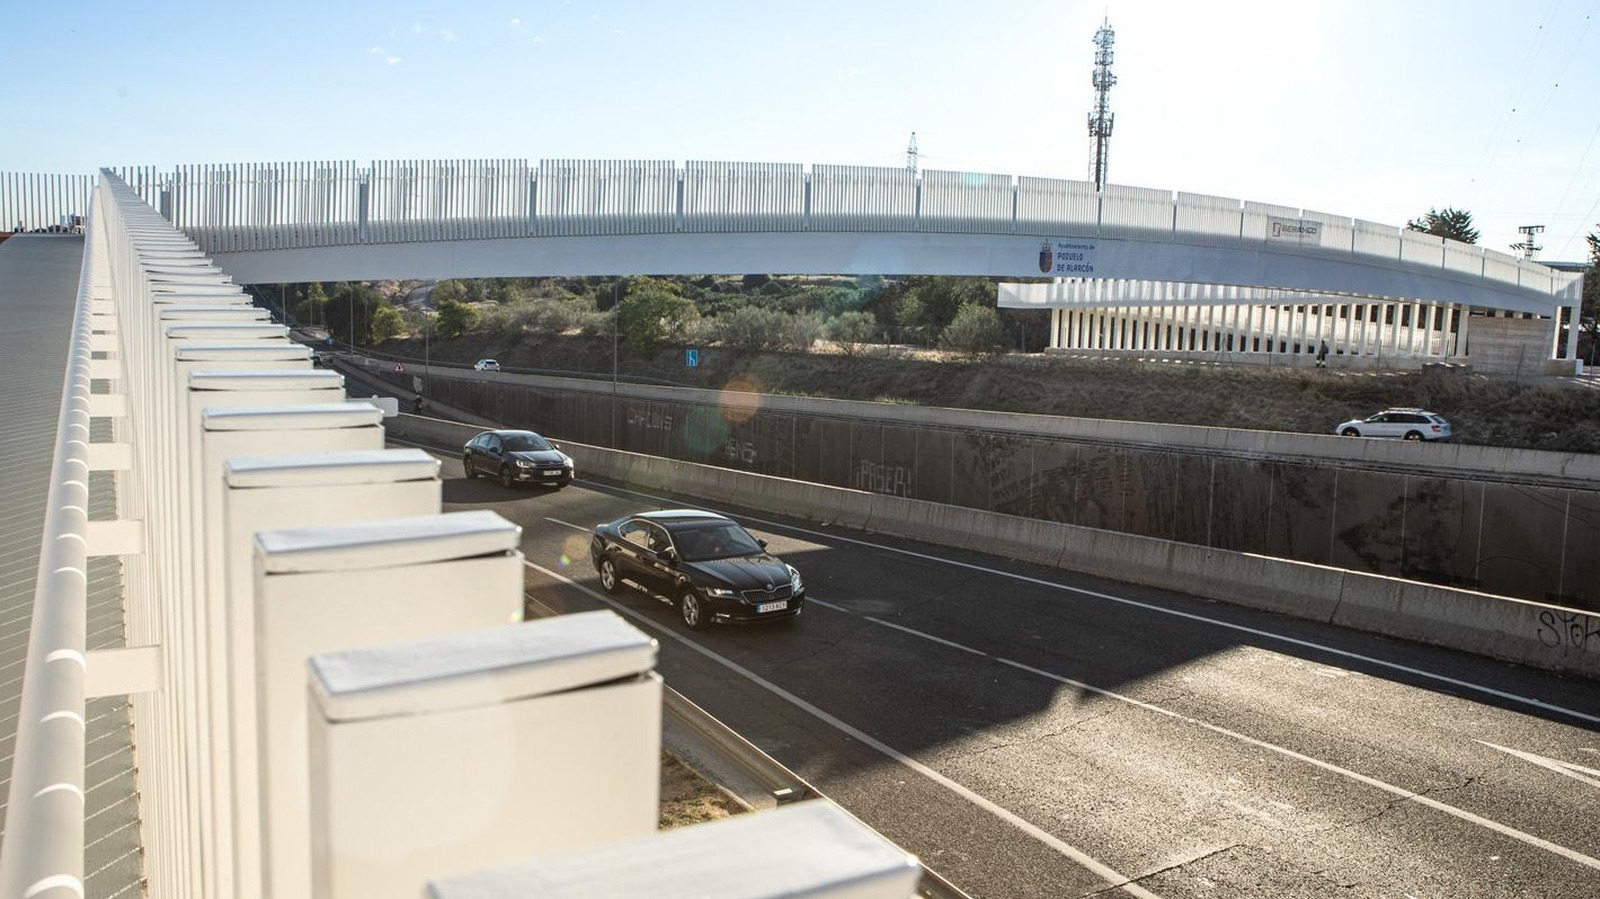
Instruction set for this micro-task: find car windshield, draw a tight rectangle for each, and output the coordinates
[501,433,552,452]
[672,522,764,561]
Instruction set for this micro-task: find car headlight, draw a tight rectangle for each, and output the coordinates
[706,587,738,598]
[561,454,574,469]
[786,565,803,592]
[515,459,533,468]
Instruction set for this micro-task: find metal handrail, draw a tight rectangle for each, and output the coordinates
[0,195,99,899]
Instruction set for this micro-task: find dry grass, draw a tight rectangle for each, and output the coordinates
[387,330,1600,453]
[659,750,744,829]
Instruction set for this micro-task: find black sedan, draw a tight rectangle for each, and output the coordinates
[589,510,804,629]
[462,429,574,488]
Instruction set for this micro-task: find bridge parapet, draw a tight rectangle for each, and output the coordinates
[54,159,1570,305]
[0,171,925,899]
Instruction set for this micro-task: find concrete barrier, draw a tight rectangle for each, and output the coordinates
[383,413,1600,679]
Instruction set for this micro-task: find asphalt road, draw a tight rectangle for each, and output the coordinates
[430,452,1600,899]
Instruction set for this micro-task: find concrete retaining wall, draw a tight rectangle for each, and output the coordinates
[363,359,1600,611]
[384,413,1600,680]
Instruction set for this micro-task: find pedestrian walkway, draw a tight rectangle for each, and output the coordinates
[0,235,144,898]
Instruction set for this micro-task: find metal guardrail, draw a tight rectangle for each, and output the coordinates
[0,202,98,899]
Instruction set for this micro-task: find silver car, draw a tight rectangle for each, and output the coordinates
[1335,408,1452,441]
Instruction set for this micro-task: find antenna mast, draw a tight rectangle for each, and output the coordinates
[906,132,919,175]
[1087,18,1116,191]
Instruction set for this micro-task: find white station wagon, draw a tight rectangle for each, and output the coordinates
[1335,408,1453,441]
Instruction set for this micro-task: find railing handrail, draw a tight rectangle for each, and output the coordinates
[0,195,99,899]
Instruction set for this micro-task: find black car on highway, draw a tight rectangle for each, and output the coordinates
[462,429,574,488]
[589,510,804,629]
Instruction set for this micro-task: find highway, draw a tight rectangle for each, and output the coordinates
[433,454,1600,899]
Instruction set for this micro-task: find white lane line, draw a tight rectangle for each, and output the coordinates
[542,513,1600,876]
[811,606,1600,875]
[524,551,1162,899]
[1477,741,1600,790]
[588,481,1600,727]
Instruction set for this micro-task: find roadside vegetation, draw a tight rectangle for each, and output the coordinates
[267,264,1600,454]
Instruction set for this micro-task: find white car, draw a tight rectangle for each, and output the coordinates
[473,359,501,372]
[1335,408,1452,441]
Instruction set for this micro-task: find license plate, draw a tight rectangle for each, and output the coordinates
[756,600,788,613]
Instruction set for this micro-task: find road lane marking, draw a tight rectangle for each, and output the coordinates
[813,603,1600,875]
[585,481,1600,728]
[540,489,1600,876]
[1477,741,1600,790]
[523,552,1162,898]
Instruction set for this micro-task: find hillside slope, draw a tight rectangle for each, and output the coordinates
[377,331,1600,454]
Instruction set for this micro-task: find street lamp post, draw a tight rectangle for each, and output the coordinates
[611,280,620,448]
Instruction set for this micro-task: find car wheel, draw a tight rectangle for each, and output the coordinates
[500,466,514,488]
[463,455,477,478]
[598,557,620,593]
[1404,431,1423,441]
[679,590,707,630]
[1341,428,1360,437]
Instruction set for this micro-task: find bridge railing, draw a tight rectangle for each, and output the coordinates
[74,158,1576,300]
[0,172,925,899]
[0,172,94,233]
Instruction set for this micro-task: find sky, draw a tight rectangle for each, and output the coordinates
[3,0,1598,260]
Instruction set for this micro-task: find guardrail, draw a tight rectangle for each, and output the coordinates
[0,172,94,233]
[1,171,939,899]
[0,196,98,899]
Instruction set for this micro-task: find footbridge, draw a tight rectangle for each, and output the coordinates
[14,158,1581,374]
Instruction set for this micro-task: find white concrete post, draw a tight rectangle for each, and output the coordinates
[216,445,443,899]
[305,610,661,898]
[252,511,525,899]
[426,801,922,899]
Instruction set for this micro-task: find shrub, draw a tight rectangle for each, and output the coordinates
[826,311,880,357]
[711,307,821,351]
[939,303,1007,356]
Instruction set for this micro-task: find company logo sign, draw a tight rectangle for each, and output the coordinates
[1268,217,1322,243]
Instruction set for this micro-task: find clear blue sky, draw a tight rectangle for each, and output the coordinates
[3,0,1597,259]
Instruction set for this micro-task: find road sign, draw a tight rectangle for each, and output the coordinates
[685,348,700,368]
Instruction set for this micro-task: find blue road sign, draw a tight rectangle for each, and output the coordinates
[686,347,700,367]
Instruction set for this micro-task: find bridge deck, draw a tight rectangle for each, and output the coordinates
[0,235,144,898]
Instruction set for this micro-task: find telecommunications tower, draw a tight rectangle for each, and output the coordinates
[1088,18,1116,190]
[906,132,919,175]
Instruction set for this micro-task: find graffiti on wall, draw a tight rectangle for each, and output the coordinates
[857,460,913,497]
[1535,609,1600,654]
[626,404,673,431]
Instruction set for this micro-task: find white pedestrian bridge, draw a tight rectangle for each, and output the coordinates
[8,158,1582,373]
[0,161,1587,899]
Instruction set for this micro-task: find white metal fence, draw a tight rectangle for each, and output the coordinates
[0,158,1545,302]
[0,171,923,899]
[0,172,94,233]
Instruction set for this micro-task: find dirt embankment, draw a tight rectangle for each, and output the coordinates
[376,330,1600,454]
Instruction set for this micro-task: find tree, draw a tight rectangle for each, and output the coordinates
[1407,207,1480,244]
[616,283,699,356]
[293,281,329,327]
[825,310,880,357]
[434,297,477,339]
[431,279,467,305]
[369,305,404,341]
[939,303,1007,356]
